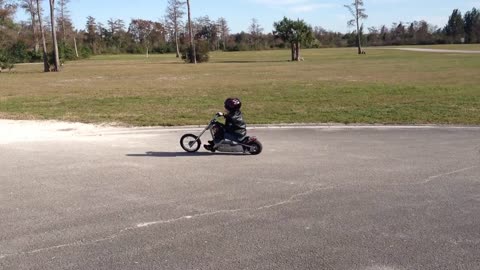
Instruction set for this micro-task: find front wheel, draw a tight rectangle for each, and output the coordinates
[248,140,263,155]
[180,134,201,152]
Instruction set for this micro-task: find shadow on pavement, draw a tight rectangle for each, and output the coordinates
[126,152,245,157]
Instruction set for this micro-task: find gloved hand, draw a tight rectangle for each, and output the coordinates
[216,112,224,117]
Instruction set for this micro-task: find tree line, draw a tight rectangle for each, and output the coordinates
[1,0,480,71]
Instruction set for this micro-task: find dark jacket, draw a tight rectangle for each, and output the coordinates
[225,110,247,137]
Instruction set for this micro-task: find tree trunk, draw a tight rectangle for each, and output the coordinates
[355,2,362,54]
[61,7,66,42]
[175,30,180,58]
[49,0,61,71]
[295,41,300,61]
[356,20,362,54]
[62,19,66,43]
[36,0,50,72]
[186,0,196,64]
[30,12,39,53]
[173,13,180,58]
[74,36,79,58]
[291,42,295,61]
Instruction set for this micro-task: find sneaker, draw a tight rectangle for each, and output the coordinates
[204,144,214,151]
[208,140,214,145]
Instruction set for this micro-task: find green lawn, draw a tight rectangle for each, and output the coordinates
[1,46,479,126]
[391,44,480,50]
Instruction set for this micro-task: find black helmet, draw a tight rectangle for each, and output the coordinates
[224,97,242,111]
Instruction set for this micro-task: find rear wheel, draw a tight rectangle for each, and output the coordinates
[248,140,263,155]
[180,134,201,152]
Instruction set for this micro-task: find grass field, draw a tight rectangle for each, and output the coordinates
[395,44,480,50]
[1,45,479,126]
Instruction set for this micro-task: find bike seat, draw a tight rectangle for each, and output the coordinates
[240,136,250,143]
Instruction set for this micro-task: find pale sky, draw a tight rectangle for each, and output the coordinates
[15,0,480,33]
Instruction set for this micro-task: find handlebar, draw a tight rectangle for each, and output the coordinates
[209,112,225,125]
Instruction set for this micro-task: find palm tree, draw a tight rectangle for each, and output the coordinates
[274,17,313,61]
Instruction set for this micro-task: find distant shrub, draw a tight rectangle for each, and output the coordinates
[151,43,174,54]
[126,44,145,54]
[0,50,15,71]
[59,42,77,61]
[80,47,92,58]
[182,41,209,63]
[9,42,29,63]
[26,50,42,62]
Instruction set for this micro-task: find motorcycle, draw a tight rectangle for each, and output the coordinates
[180,113,262,155]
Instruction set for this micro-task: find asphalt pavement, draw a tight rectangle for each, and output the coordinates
[1,123,479,270]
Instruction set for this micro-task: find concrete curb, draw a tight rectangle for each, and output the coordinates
[99,124,480,135]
